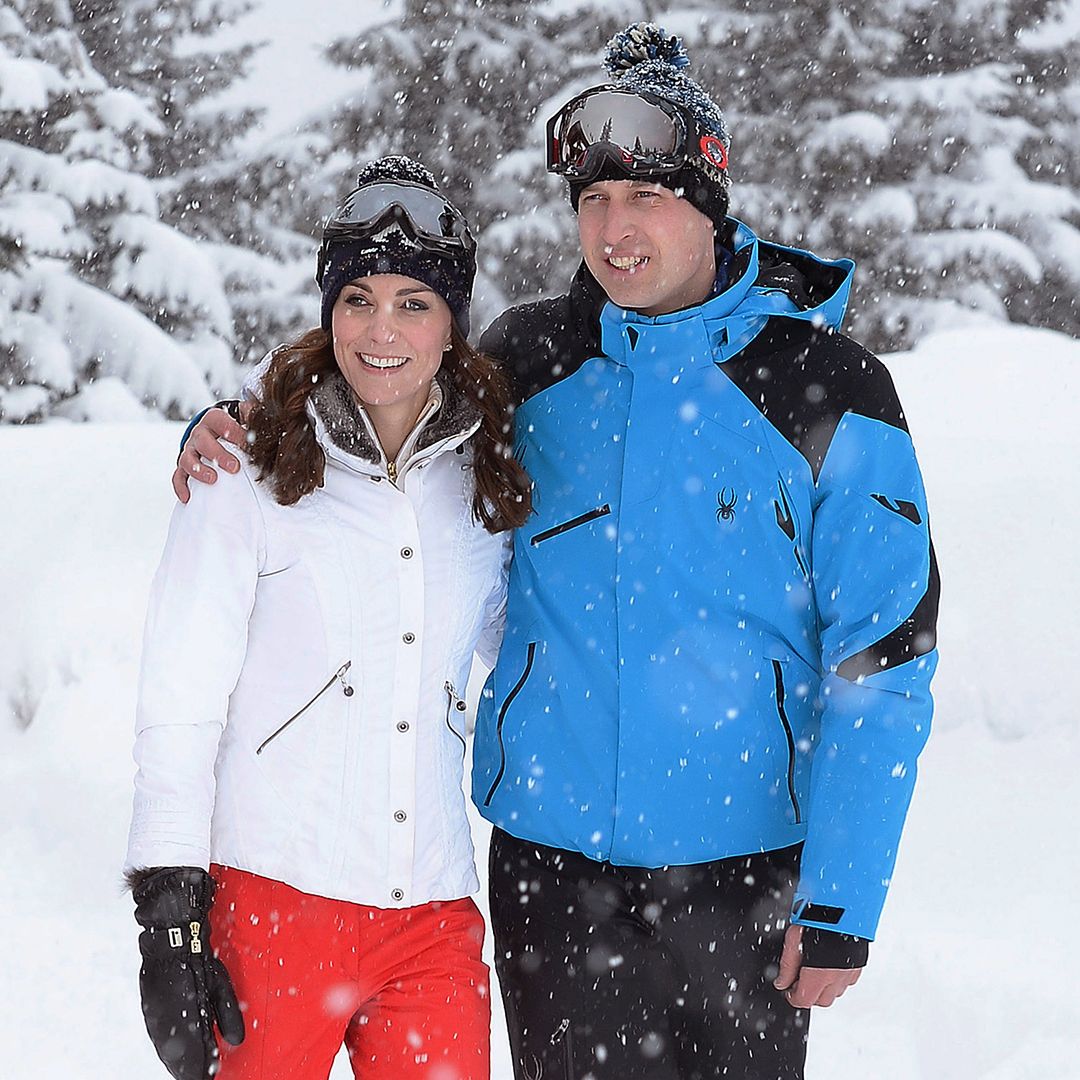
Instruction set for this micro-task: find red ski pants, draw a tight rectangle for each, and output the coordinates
[210,865,490,1080]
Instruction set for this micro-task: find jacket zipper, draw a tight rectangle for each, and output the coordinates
[530,504,611,547]
[444,681,467,753]
[770,659,803,823]
[551,1017,574,1078]
[483,642,537,806]
[256,661,353,755]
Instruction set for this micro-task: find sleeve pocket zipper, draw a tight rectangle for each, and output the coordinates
[771,659,803,823]
[530,504,611,547]
[483,642,537,806]
[444,681,468,753]
[256,661,353,755]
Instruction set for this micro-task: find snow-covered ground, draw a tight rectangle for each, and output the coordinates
[2,321,1078,1079]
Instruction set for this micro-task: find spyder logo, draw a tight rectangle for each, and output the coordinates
[716,487,738,522]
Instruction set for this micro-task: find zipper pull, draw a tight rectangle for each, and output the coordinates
[444,681,467,752]
[445,681,467,711]
[337,660,354,697]
[189,920,203,955]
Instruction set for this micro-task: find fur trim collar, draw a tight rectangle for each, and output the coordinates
[309,370,481,465]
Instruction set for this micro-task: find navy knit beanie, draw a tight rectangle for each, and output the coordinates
[319,156,475,337]
[569,22,732,227]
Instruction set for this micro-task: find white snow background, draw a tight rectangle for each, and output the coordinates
[1,321,1078,1079]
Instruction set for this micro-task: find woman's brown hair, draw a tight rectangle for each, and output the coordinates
[246,325,532,533]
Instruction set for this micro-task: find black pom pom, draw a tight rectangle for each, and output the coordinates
[604,22,690,76]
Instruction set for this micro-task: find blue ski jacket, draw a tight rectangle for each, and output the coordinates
[471,219,938,941]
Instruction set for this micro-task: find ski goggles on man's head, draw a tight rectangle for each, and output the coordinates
[316,181,475,285]
[547,87,727,183]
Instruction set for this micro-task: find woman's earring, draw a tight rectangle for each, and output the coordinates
[443,342,453,352]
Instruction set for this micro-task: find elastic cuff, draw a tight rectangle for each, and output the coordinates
[800,927,869,969]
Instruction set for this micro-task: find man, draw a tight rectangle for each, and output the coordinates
[175,22,938,1080]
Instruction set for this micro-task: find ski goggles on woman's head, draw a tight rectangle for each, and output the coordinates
[316,181,475,285]
[547,87,723,182]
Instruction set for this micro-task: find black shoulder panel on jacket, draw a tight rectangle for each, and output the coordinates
[478,263,606,407]
[837,543,940,681]
[720,321,909,482]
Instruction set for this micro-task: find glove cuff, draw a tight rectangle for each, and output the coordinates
[133,867,216,960]
[133,867,214,920]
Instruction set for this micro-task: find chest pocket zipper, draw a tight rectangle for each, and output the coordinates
[530,505,611,547]
[256,661,353,755]
[444,681,467,754]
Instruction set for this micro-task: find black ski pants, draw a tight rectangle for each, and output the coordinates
[489,829,809,1080]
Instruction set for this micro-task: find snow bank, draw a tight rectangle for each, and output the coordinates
[2,321,1079,1079]
[887,324,1080,741]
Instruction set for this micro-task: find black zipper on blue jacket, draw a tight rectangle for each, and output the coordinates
[444,681,467,754]
[774,478,809,579]
[256,661,353,755]
[771,659,802,823]
[530,504,611,547]
[484,642,537,806]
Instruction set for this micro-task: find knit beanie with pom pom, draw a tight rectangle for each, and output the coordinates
[318,155,475,337]
[567,22,731,227]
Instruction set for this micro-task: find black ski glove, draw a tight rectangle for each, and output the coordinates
[132,867,245,1080]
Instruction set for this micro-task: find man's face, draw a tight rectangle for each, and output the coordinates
[577,180,717,316]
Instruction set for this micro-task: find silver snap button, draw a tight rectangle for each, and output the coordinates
[396,720,409,733]
[393,810,407,823]
[391,888,404,901]
[455,701,467,711]
[402,632,415,644]
[401,547,413,559]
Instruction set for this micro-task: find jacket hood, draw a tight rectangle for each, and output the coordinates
[598,218,855,368]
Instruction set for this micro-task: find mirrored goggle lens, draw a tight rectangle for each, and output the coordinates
[332,182,469,242]
[551,92,684,172]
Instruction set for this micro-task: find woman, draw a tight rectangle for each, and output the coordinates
[125,156,530,1080]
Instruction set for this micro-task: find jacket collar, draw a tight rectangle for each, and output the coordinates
[307,370,481,476]
[596,218,855,371]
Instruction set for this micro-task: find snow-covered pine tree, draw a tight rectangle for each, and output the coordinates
[676,0,1080,350]
[0,0,264,421]
[155,2,327,366]
[1007,0,1080,337]
[168,132,323,365]
[307,0,1080,351]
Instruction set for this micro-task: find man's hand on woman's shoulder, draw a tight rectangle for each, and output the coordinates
[172,402,253,504]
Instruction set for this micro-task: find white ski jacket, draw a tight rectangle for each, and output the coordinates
[126,376,510,908]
